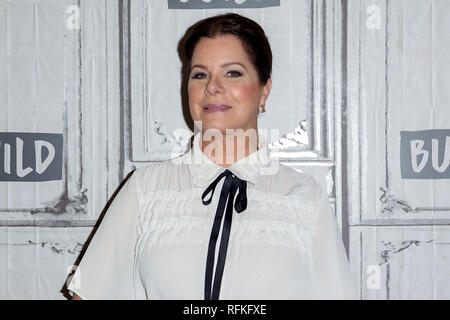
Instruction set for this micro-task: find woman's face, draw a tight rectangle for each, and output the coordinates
[188,34,272,134]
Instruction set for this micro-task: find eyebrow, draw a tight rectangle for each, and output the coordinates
[191,62,248,71]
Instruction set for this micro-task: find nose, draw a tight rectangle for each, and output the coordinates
[205,74,224,96]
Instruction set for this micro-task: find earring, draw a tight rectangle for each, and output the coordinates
[259,105,266,113]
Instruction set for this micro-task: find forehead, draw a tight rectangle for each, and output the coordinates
[191,34,251,63]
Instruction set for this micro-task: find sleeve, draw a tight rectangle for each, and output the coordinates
[66,170,146,300]
[310,181,359,300]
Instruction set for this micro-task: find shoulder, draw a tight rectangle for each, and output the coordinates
[128,154,191,193]
[274,166,334,232]
[265,163,325,205]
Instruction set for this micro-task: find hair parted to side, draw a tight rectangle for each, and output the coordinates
[182,13,272,86]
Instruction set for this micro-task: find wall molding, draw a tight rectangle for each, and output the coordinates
[0,0,122,226]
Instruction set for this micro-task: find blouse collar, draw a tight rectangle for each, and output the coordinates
[186,131,276,188]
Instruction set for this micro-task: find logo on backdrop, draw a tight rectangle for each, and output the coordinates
[168,0,280,9]
[400,130,450,179]
[0,133,63,182]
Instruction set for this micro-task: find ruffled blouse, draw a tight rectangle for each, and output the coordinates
[67,132,358,300]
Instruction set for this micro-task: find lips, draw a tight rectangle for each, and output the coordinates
[203,104,232,113]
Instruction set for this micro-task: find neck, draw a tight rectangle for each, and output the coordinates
[200,129,259,168]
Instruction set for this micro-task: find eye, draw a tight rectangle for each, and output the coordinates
[191,72,207,80]
[227,70,242,77]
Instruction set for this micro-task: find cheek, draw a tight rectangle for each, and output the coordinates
[229,83,260,106]
[188,84,202,107]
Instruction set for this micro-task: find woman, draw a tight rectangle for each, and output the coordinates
[68,13,357,300]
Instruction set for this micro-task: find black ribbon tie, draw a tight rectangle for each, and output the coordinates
[201,169,248,300]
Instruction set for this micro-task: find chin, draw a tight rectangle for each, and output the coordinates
[195,118,219,129]
[201,124,230,134]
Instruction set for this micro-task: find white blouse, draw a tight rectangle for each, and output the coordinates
[67,132,358,300]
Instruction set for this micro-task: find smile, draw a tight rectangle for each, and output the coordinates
[203,105,232,113]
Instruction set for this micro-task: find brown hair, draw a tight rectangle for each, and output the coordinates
[181,13,272,86]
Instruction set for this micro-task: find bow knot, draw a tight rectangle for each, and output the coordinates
[201,169,247,213]
[201,169,248,300]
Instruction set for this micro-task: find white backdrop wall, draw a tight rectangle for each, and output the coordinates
[0,0,449,300]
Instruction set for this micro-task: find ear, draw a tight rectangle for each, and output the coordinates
[259,78,272,106]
